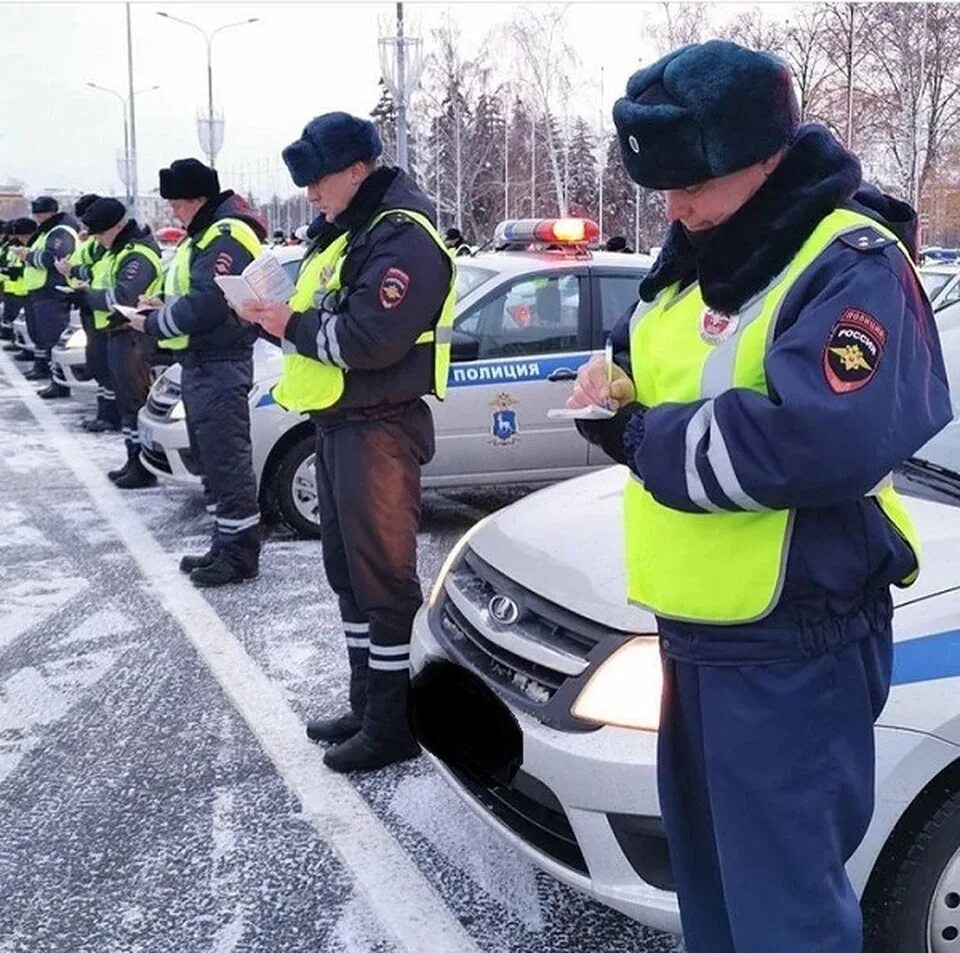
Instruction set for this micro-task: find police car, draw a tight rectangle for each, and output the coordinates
[922,263,960,312]
[12,312,34,357]
[408,449,960,950]
[137,219,654,536]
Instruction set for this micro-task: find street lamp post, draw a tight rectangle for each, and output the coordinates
[87,81,159,205]
[156,11,259,169]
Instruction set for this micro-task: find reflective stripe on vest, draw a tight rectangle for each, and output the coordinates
[272,207,457,414]
[93,242,162,331]
[158,217,261,351]
[23,224,79,292]
[624,207,921,624]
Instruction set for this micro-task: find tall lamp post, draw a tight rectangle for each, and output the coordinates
[378,3,424,171]
[87,81,159,205]
[156,11,259,168]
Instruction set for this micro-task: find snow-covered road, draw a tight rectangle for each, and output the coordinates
[0,352,679,953]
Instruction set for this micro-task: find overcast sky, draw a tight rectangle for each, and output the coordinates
[0,0,788,200]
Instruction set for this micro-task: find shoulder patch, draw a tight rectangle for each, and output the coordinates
[823,307,887,394]
[838,226,894,253]
[378,267,410,309]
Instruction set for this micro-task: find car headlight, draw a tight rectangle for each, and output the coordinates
[570,637,663,731]
[65,327,86,349]
[169,400,186,421]
[428,514,493,607]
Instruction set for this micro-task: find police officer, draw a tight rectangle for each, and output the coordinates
[0,218,37,355]
[138,158,266,586]
[57,194,120,431]
[236,112,455,773]
[72,198,162,487]
[442,226,471,257]
[12,197,78,389]
[570,41,951,953]
[603,235,633,253]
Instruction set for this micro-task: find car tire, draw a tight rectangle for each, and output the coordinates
[864,787,960,953]
[273,434,323,539]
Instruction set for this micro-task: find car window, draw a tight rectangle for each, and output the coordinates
[936,301,960,334]
[937,280,960,310]
[455,273,581,359]
[599,274,644,331]
[456,263,496,301]
[922,271,954,301]
[281,259,301,284]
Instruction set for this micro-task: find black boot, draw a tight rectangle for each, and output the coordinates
[83,397,122,432]
[307,636,368,742]
[2,341,20,352]
[24,362,50,381]
[108,440,137,482]
[179,548,217,574]
[323,665,420,773]
[190,529,260,587]
[114,449,157,489]
[12,350,33,361]
[38,380,70,399]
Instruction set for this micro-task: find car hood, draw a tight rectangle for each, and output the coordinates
[468,467,960,638]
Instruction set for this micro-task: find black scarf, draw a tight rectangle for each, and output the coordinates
[639,125,862,314]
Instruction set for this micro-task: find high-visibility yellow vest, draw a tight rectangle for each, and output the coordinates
[92,241,162,331]
[23,223,79,293]
[624,207,921,624]
[272,207,456,413]
[158,217,262,351]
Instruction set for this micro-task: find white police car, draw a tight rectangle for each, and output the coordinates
[409,455,960,950]
[137,220,654,536]
[50,323,96,393]
[922,263,960,312]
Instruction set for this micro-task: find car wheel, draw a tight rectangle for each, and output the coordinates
[273,434,322,539]
[864,788,960,952]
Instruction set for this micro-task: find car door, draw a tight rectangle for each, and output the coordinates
[427,268,593,481]
[586,267,648,465]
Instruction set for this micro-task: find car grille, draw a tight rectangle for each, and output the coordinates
[140,444,172,474]
[146,376,181,418]
[447,763,589,876]
[435,548,609,717]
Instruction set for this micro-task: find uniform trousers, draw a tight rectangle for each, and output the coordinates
[657,624,892,953]
[26,293,70,361]
[107,329,153,445]
[313,399,435,714]
[180,358,260,553]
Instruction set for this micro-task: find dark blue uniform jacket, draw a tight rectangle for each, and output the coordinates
[581,126,953,663]
[145,191,267,363]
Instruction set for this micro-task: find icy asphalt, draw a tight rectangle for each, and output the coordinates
[0,353,680,953]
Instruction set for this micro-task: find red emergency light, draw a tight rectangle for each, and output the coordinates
[495,217,600,246]
[155,226,186,245]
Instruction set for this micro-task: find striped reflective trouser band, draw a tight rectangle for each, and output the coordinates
[368,642,410,672]
[97,386,116,401]
[216,513,260,536]
[123,426,139,444]
[343,620,370,650]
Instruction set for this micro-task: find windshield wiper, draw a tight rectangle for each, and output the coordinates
[899,457,960,501]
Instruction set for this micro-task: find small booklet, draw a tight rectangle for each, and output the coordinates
[547,405,616,421]
[112,304,150,320]
[214,253,295,310]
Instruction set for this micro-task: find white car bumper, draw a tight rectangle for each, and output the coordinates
[410,605,682,935]
[13,316,33,353]
[137,406,201,486]
[51,344,97,392]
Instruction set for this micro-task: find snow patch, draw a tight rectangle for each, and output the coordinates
[0,570,88,652]
[329,896,393,953]
[62,607,138,646]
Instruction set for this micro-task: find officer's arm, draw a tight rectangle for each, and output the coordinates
[84,253,158,311]
[575,303,638,464]
[634,250,952,513]
[70,264,93,282]
[284,220,451,369]
[30,228,76,268]
[145,233,256,339]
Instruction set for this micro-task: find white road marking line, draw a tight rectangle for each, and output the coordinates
[0,352,481,953]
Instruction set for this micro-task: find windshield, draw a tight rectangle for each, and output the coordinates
[456,263,496,301]
[921,270,954,301]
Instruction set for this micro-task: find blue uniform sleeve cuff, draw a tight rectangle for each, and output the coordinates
[623,404,647,480]
[284,313,302,344]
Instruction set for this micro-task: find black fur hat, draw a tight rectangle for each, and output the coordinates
[74,193,101,218]
[11,218,37,237]
[159,158,220,199]
[282,112,382,188]
[613,40,799,189]
[82,197,126,234]
[31,196,59,214]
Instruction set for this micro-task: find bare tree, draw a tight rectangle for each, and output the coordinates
[644,2,709,55]
[505,5,578,215]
